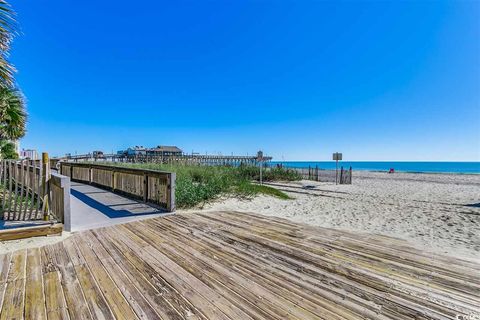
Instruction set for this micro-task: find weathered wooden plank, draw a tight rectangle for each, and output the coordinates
[0,250,26,320]
[143,217,381,320]
[63,238,114,320]
[81,231,163,320]
[0,253,12,315]
[192,214,461,316]
[82,232,167,319]
[209,211,480,297]
[72,235,138,320]
[115,224,253,320]
[203,211,480,308]
[43,271,70,320]
[129,220,334,320]
[0,223,63,241]
[94,227,205,320]
[41,243,92,320]
[104,226,231,319]
[223,211,480,274]
[0,211,478,320]
[162,214,477,319]
[25,248,47,320]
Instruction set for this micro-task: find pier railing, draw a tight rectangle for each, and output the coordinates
[59,153,272,167]
[60,162,176,212]
[0,158,71,223]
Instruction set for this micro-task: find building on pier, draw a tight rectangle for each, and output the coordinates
[146,146,183,157]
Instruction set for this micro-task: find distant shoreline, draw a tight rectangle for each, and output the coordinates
[354,169,480,175]
[271,161,480,175]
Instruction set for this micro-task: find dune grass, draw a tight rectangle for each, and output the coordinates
[99,162,299,208]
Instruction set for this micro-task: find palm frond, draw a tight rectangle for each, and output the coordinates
[0,87,27,140]
[0,1,17,87]
[0,55,14,87]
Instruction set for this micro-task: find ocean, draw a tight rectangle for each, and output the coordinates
[270,161,480,174]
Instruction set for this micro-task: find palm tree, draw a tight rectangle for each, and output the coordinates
[0,1,22,160]
[0,87,26,141]
[0,0,16,88]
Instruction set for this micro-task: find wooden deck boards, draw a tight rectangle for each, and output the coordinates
[0,211,479,319]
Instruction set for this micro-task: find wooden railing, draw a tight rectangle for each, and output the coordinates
[60,162,176,212]
[0,158,71,223]
[283,166,353,184]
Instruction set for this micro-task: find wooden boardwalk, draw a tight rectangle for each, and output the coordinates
[0,211,479,320]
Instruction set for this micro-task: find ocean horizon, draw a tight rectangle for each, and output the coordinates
[270,161,480,174]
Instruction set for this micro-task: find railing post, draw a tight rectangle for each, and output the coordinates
[112,170,116,191]
[42,152,50,221]
[143,173,148,202]
[167,172,176,212]
[61,175,72,231]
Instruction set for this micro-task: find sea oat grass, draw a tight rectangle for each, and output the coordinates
[90,162,298,208]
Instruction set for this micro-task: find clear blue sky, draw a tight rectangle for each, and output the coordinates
[10,0,480,161]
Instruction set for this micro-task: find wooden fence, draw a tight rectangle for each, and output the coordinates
[60,162,176,212]
[0,158,71,223]
[288,166,353,184]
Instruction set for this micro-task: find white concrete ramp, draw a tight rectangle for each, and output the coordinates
[68,182,170,232]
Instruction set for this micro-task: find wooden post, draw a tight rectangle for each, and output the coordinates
[42,152,50,221]
[35,158,42,218]
[18,160,26,219]
[1,160,7,212]
[112,170,116,191]
[335,160,338,185]
[167,172,176,212]
[7,161,14,220]
[143,173,148,202]
[55,173,71,230]
[340,166,344,185]
[27,160,35,220]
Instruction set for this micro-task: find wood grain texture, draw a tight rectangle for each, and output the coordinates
[0,211,478,319]
[0,224,63,241]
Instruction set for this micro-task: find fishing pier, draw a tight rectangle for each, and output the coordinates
[63,153,272,166]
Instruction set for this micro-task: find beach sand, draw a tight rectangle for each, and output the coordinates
[0,231,71,254]
[196,171,480,261]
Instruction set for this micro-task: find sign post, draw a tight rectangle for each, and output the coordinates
[332,152,342,185]
[257,151,264,185]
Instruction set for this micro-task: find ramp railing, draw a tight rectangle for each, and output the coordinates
[0,156,70,223]
[60,162,175,212]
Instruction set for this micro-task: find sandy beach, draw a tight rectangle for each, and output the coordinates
[197,171,480,261]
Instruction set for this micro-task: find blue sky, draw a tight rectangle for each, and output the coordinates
[10,0,480,160]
